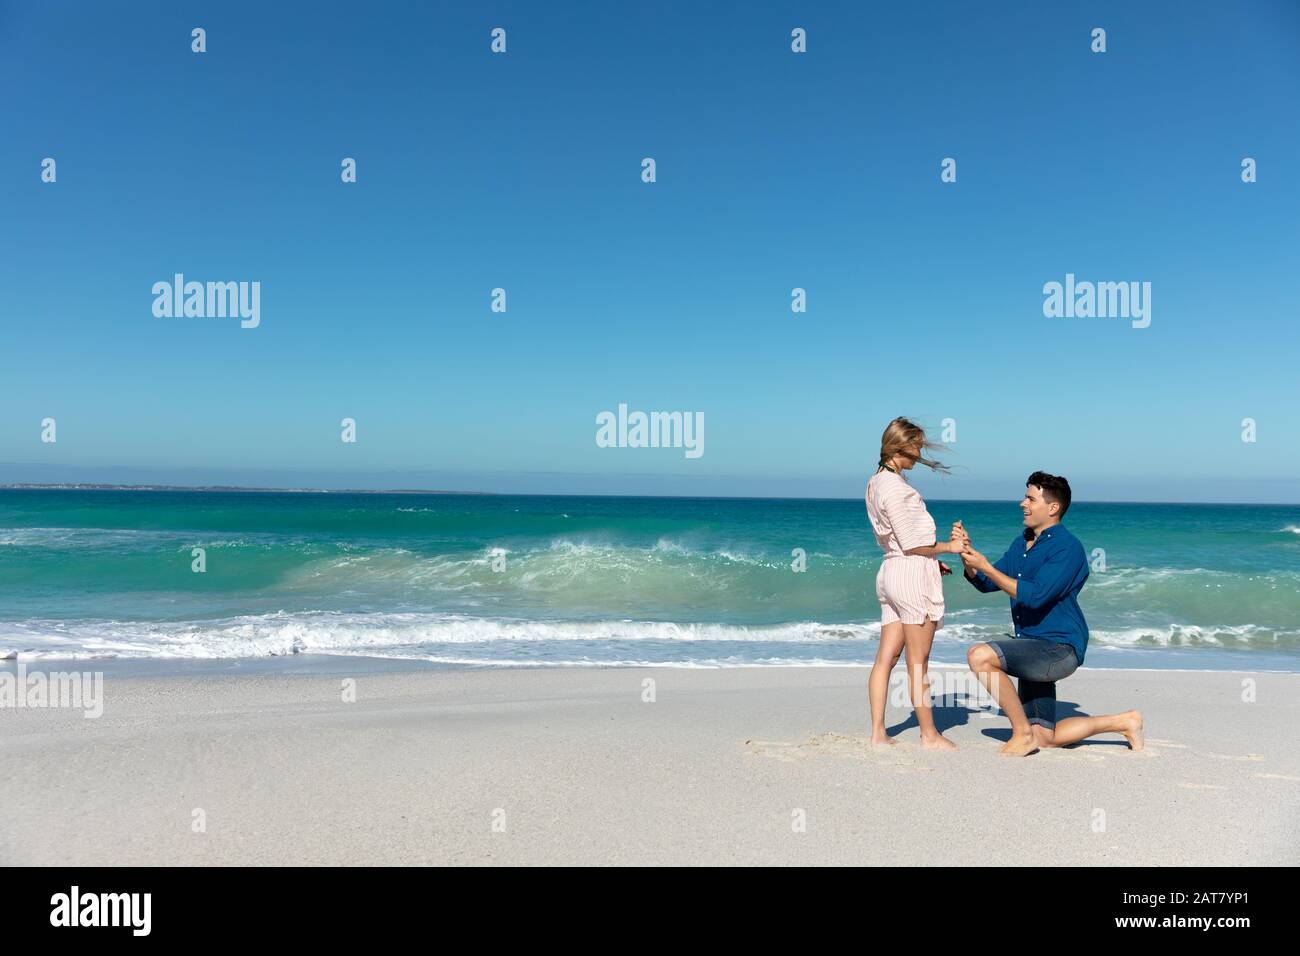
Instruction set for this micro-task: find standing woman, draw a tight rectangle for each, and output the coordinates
[865,417,963,749]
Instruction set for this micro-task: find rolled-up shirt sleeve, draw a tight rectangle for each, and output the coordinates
[883,484,934,552]
[1013,543,1085,610]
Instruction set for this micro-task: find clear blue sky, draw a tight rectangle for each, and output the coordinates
[2,1,1298,502]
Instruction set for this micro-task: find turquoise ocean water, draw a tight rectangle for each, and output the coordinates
[1,490,1297,671]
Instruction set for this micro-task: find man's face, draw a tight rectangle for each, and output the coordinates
[1020,484,1057,528]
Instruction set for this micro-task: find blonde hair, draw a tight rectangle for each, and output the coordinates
[877,417,950,474]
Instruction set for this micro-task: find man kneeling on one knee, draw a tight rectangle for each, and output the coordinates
[956,472,1143,756]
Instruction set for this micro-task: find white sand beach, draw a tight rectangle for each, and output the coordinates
[2,661,1296,866]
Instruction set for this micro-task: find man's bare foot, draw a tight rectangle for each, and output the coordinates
[1122,710,1144,751]
[869,734,897,747]
[921,734,957,751]
[999,732,1039,756]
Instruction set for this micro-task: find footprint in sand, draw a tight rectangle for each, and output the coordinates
[743,740,802,763]
[1206,753,1265,761]
[1129,747,1163,758]
[1041,748,1105,762]
[744,732,934,772]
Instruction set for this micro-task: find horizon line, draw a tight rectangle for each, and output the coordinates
[0,483,1295,508]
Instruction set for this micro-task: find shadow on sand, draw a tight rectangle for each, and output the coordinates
[887,699,1130,748]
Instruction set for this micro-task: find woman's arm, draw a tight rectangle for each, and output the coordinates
[902,518,967,559]
[878,477,961,560]
[902,539,964,559]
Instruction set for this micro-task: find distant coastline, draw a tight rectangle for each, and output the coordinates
[0,483,1296,506]
[0,483,490,495]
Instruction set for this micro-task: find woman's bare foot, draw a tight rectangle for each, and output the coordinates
[1122,710,1144,751]
[921,733,957,751]
[999,732,1039,756]
[869,733,898,748]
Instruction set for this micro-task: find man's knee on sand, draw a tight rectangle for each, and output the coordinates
[1031,724,1057,748]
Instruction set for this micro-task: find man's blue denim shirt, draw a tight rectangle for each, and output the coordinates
[967,524,1090,665]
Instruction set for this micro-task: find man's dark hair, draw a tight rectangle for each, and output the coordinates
[1027,471,1072,518]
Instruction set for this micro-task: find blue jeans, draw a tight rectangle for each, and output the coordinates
[985,636,1080,729]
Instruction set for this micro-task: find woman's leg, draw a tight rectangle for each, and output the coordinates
[903,619,956,750]
[869,622,905,745]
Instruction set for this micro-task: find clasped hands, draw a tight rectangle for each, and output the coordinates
[948,520,990,574]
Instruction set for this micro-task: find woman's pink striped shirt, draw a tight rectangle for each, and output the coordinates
[865,469,945,627]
